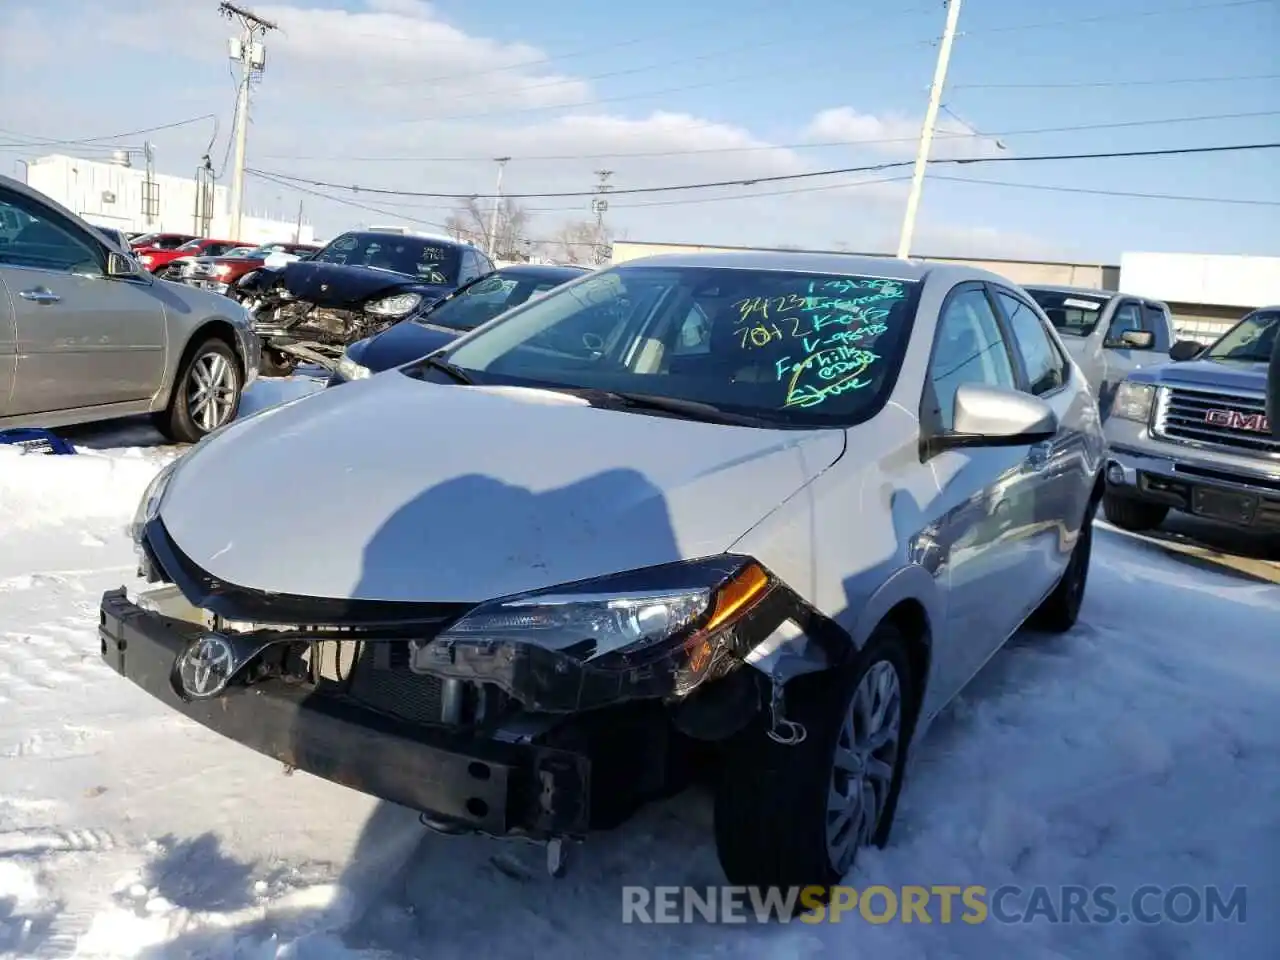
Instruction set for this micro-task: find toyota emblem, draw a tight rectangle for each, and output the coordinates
[176,634,237,699]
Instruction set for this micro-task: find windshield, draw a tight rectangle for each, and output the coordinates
[310,232,460,284]
[177,239,205,251]
[1024,288,1110,337]
[1204,309,1279,363]
[424,272,572,332]
[432,265,922,426]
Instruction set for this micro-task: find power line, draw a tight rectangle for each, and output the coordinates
[247,140,1280,201]
[374,34,941,127]
[0,115,219,150]
[953,71,1280,90]
[258,108,1280,164]
[962,0,1275,34]
[339,4,938,95]
[929,174,1280,206]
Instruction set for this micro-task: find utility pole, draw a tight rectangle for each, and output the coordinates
[220,1,277,242]
[142,141,157,228]
[591,169,613,264]
[293,198,304,242]
[486,157,510,259]
[896,0,962,259]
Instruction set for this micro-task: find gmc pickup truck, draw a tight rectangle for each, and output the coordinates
[1100,305,1279,533]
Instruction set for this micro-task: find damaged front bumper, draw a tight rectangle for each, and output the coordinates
[249,299,403,372]
[98,587,591,838]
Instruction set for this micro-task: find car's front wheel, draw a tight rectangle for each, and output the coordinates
[155,337,243,444]
[1102,493,1168,532]
[713,625,913,895]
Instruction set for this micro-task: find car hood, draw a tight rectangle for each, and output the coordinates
[350,320,464,372]
[1131,356,1267,392]
[159,374,846,603]
[279,260,453,307]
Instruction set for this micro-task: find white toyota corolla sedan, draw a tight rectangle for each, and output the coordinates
[101,250,1105,892]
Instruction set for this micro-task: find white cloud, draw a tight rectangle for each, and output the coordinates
[805,107,1006,161]
[0,0,1046,260]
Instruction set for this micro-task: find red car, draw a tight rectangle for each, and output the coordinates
[177,242,321,295]
[136,237,244,274]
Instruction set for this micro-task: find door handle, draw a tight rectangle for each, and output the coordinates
[19,287,60,304]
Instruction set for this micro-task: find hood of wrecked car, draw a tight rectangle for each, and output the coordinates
[279,259,453,307]
[158,373,846,604]
[349,320,462,371]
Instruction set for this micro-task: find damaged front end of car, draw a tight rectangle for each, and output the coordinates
[102,505,849,874]
[238,267,449,374]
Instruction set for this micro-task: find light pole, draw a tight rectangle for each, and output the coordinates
[487,157,510,259]
[896,0,963,259]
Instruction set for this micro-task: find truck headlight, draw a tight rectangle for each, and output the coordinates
[336,352,371,381]
[420,558,773,700]
[1110,381,1156,423]
[366,292,422,317]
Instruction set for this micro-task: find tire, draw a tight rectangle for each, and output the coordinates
[713,624,914,894]
[1102,493,1168,532]
[155,338,243,444]
[258,350,296,378]
[1029,505,1094,633]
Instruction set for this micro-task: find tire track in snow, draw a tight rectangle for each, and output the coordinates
[0,828,119,857]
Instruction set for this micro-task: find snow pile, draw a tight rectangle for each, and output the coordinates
[0,445,170,531]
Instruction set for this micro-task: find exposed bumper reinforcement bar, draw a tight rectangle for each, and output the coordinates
[98,588,591,839]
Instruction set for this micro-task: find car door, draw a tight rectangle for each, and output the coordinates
[1095,297,1156,414]
[990,285,1085,611]
[920,283,1040,702]
[0,185,167,416]
[0,272,15,414]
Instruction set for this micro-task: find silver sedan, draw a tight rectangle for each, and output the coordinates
[0,174,260,443]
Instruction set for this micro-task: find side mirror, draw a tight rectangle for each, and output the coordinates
[1169,339,1203,362]
[1119,330,1154,349]
[107,251,144,279]
[929,383,1059,455]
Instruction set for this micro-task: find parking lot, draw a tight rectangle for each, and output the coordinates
[1,366,1275,959]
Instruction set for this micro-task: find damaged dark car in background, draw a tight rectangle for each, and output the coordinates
[237,229,497,376]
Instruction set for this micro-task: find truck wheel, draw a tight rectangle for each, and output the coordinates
[1029,506,1093,633]
[713,624,913,895]
[259,350,296,378]
[1102,493,1168,532]
[155,338,242,444]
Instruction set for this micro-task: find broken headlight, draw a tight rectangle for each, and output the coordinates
[129,457,180,546]
[427,558,773,699]
[366,292,423,318]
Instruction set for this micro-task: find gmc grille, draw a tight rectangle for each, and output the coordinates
[1153,386,1279,457]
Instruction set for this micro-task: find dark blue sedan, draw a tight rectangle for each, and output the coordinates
[327,263,590,387]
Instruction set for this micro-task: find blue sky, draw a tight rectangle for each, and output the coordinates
[1,0,1277,261]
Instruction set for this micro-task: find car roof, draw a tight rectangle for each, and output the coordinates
[1020,283,1115,298]
[495,263,590,277]
[612,249,1021,287]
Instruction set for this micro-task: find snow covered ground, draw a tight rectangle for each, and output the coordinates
[1,377,1275,959]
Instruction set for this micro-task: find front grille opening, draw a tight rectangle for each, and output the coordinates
[305,639,511,728]
[1156,386,1279,456]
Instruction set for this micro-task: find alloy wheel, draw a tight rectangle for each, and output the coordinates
[187,351,237,433]
[826,659,902,874]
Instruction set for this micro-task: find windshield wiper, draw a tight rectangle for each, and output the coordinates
[419,355,474,384]
[573,389,779,426]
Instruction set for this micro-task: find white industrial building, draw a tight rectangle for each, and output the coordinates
[22,152,316,246]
